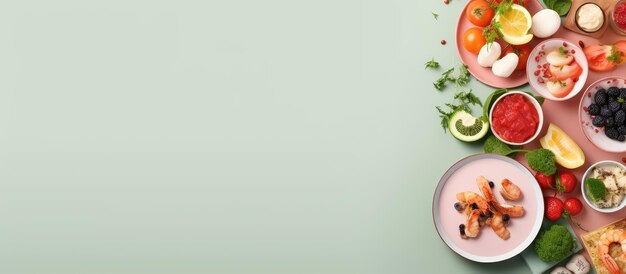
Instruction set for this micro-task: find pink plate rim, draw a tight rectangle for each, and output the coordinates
[431,153,545,263]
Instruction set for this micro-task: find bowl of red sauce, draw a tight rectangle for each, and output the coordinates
[611,0,626,35]
[489,91,544,146]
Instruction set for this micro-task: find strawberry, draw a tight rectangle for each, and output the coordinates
[556,172,577,194]
[535,171,555,190]
[544,196,564,221]
[563,197,583,217]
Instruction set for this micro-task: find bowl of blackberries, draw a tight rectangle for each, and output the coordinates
[579,77,626,152]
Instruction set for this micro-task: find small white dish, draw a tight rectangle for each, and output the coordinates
[489,91,544,146]
[527,38,589,101]
[581,160,626,213]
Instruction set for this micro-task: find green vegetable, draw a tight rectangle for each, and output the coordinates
[425,58,440,69]
[585,178,607,203]
[608,46,623,64]
[448,110,489,142]
[544,0,572,16]
[534,224,575,262]
[456,65,470,86]
[434,68,455,90]
[525,149,556,176]
[432,12,439,20]
[436,90,482,132]
[484,135,515,155]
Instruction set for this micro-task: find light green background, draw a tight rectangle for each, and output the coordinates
[0,0,534,273]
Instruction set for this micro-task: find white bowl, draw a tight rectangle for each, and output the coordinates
[579,77,626,153]
[581,160,626,213]
[489,91,544,146]
[527,38,589,101]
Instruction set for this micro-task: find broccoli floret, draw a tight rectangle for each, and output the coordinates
[534,225,575,262]
[585,178,606,203]
[525,149,556,176]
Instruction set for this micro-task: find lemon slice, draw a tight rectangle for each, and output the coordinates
[495,4,533,45]
[539,123,585,169]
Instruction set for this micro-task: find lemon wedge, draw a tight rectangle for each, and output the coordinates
[495,4,533,45]
[539,123,585,169]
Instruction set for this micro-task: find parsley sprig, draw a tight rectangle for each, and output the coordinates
[425,58,440,69]
[436,90,482,132]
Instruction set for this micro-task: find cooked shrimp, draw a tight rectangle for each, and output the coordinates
[500,179,522,201]
[464,209,481,238]
[476,176,497,203]
[456,191,490,214]
[489,212,510,240]
[477,176,525,217]
[598,229,626,274]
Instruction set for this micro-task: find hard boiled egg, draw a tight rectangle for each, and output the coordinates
[532,9,561,38]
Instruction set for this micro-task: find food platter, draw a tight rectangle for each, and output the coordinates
[433,0,626,272]
[455,0,544,88]
[432,154,544,263]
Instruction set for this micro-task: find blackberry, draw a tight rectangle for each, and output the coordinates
[588,103,601,115]
[595,90,608,105]
[454,202,463,211]
[623,102,626,110]
[620,88,626,99]
[616,110,626,125]
[619,125,626,135]
[609,87,620,97]
[610,100,622,112]
[619,135,626,142]
[606,127,620,140]
[606,117,615,127]
[593,116,605,127]
[601,105,613,117]
[502,214,510,223]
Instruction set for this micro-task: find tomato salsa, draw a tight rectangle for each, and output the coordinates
[491,94,539,143]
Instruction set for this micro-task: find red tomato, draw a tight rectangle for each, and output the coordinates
[535,171,555,190]
[467,0,495,27]
[563,197,583,216]
[557,172,577,194]
[614,40,626,64]
[503,44,531,71]
[462,27,486,55]
[584,45,616,72]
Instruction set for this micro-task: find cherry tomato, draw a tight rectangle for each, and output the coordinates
[467,0,495,27]
[584,45,616,72]
[535,171,555,190]
[503,44,531,71]
[563,197,583,216]
[557,172,577,194]
[545,196,564,221]
[462,27,486,55]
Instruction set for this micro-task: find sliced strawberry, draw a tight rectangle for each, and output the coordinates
[549,62,582,81]
[546,78,574,98]
[546,50,573,66]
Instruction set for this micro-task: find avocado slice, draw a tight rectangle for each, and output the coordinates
[449,110,489,142]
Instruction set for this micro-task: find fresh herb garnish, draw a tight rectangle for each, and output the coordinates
[456,65,470,86]
[544,0,572,16]
[436,90,482,132]
[558,46,567,56]
[432,12,439,20]
[483,135,557,174]
[608,46,623,64]
[482,19,502,45]
[425,58,440,69]
[434,68,455,90]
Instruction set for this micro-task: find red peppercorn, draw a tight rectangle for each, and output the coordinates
[441,39,446,45]
[579,40,585,49]
[444,0,449,4]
